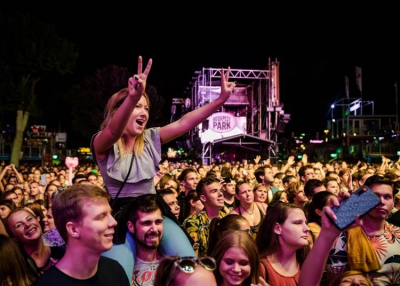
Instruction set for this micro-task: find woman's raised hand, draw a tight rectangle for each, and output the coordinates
[219,67,236,102]
[128,56,153,98]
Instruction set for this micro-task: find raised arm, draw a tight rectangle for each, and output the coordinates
[93,56,152,156]
[299,195,362,286]
[298,204,341,286]
[0,165,10,192]
[160,67,236,144]
[280,156,295,174]
[10,164,24,183]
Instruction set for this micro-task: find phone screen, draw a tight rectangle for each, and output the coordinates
[40,174,47,186]
[330,186,381,230]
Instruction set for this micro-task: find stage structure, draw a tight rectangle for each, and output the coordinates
[172,59,290,164]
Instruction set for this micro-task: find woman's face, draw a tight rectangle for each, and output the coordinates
[236,183,254,204]
[24,190,30,201]
[272,178,283,190]
[46,185,58,201]
[276,208,309,250]
[14,188,24,206]
[341,172,350,184]
[125,96,149,136]
[219,247,251,286]
[254,187,267,203]
[280,192,288,203]
[43,208,55,233]
[40,205,47,217]
[7,210,42,243]
[326,181,340,196]
[0,205,12,219]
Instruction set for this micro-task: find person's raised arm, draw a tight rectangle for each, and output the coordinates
[10,164,24,183]
[0,165,10,192]
[160,67,236,144]
[299,195,362,286]
[280,156,295,174]
[93,56,152,155]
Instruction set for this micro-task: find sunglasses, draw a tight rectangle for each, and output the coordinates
[166,257,216,285]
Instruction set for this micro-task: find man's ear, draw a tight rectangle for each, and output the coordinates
[199,193,207,204]
[273,223,282,235]
[315,208,322,216]
[127,221,135,234]
[66,222,80,238]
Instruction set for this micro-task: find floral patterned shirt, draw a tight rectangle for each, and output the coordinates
[182,210,226,257]
[326,221,400,285]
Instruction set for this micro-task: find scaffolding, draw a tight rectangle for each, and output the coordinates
[181,59,289,164]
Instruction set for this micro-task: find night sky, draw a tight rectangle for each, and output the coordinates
[19,9,400,144]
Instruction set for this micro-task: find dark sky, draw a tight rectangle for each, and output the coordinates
[33,9,400,138]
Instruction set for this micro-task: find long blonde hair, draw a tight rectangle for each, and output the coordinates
[101,88,150,156]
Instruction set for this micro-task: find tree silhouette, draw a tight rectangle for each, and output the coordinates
[0,12,78,166]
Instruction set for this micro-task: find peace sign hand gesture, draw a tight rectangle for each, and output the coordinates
[218,67,236,103]
[128,56,152,99]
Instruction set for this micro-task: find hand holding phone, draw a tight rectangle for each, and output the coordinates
[330,186,381,230]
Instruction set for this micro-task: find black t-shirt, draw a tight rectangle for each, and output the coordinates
[32,257,129,286]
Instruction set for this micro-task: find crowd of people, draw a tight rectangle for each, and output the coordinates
[1,57,400,285]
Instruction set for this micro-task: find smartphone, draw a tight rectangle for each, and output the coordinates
[40,174,47,186]
[330,186,381,230]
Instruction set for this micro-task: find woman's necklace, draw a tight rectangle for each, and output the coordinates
[241,203,255,219]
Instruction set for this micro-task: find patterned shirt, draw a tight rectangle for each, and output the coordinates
[183,210,226,257]
[326,221,400,285]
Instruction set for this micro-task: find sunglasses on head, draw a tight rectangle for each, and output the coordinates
[166,256,216,285]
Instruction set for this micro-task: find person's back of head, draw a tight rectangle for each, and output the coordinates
[220,167,232,179]
[274,172,285,179]
[286,181,301,203]
[254,167,265,183]
[207,214,250,256]
[307,191,335,226]
[72,174,88,184]
[304,179,324,199]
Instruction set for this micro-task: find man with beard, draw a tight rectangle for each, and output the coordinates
[119,195,164,286]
